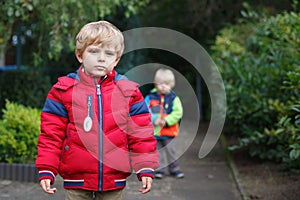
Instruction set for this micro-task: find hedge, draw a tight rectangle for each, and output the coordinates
[0,100,40,163]
[211,11,300,169]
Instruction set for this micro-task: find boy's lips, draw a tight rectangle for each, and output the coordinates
[95,66,106,70]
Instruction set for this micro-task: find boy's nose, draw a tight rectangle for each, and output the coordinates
[98,53,105,61]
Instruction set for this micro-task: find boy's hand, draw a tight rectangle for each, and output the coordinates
[159,119,166,127]
[154,118,161,126]
[154,119,166,127]
[40,179,57,194]
[139,176,153,194]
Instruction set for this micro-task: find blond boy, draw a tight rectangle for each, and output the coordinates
[36,21,159,200]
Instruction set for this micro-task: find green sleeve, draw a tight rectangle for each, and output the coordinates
[164,96,183,126]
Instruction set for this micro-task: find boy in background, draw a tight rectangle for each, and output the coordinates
[145,68,184,179]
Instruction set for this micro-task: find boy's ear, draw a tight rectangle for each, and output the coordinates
[76,50,83,63]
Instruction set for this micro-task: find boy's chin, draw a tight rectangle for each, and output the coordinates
[158,91,169,94]
[89,72,108,78]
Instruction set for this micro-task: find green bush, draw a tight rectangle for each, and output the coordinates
[212,11,300,168]
[0,100,40,163]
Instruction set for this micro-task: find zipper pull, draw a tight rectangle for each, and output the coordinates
[96,84,101,95]
[87,96,92,118]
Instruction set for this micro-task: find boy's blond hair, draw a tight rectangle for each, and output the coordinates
[76,20,124,59]
[154,68,175,89]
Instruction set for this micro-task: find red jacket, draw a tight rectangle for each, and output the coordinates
[36,67,159,191]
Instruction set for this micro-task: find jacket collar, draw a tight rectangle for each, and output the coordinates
[77,66,116,85]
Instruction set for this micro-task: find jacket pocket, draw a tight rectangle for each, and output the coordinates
[60,129,71,161]
[160,123,179,137]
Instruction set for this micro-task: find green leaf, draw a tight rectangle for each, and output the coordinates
[290,149,300,160]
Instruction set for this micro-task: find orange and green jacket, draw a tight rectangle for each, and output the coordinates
[145,88,183,139]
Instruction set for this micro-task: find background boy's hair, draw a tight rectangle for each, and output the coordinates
[76,20,124,59]
[154,68,176,89]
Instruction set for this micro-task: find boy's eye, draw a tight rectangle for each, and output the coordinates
[88,49,99,53]
[105,51,115,56]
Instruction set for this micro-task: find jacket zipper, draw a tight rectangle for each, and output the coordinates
[95,76,106,191]
[160,94,165,119]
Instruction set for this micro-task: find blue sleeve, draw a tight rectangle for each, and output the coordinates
[144,95,158,124]
[144,95,150,107]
